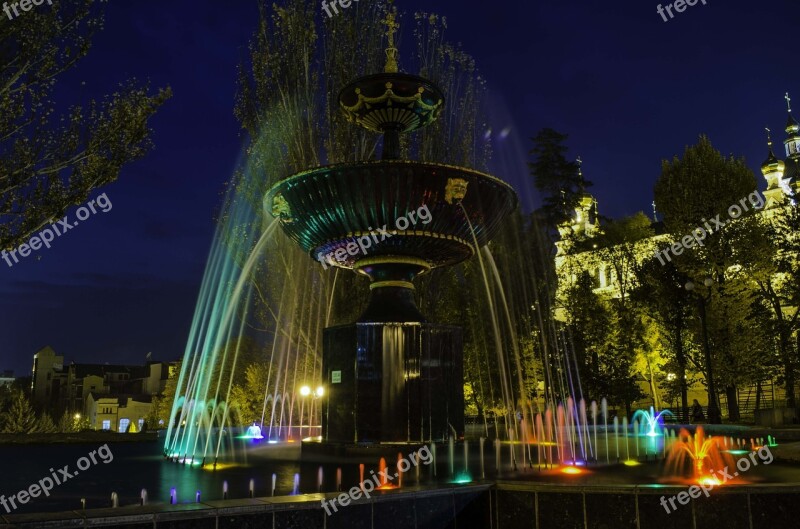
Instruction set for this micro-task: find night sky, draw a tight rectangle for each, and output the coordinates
[1,0,797,375]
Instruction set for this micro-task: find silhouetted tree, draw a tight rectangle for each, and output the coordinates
[0,0,171,249]
[528,129,591,234]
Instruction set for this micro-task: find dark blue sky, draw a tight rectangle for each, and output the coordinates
[1,0,797,375]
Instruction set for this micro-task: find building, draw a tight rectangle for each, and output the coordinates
[0,370,14,387]
[30,346,176,427]
[31,346,64,411]
[86,393,153,432]
[554,95,800,413]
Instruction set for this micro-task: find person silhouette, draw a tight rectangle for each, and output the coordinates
[691,399,705,423]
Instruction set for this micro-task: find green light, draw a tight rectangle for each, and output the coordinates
[452,471,472,484]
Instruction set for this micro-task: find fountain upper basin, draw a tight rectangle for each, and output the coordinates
[266,160,518,270]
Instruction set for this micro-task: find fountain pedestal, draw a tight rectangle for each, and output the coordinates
[322,322,463,444]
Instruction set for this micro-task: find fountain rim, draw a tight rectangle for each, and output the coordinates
[337,71,446,103]
[265,159,518,206]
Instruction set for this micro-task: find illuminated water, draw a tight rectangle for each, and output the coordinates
[5,431,798,514]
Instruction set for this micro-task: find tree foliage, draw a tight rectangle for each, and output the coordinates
[0,390,37,433]
[0,0,171,249]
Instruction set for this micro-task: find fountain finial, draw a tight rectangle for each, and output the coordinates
[382,7,400,73]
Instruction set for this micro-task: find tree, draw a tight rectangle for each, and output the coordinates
[1,391,37,433]
[738,206,800,407]
[153,362,180,427]
[57,410,77,433]
[654,136,759,422]
[633,257,695,417]
[563,271,611,402]
[35,412,57,433]
[229,363,272,426]
[528,129,591,233]
[0,0,171,249]
[574,213,654,413]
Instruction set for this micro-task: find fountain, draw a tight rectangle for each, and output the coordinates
[243,422,264,440]
[632,406,674,437]
[265,10,516,447]
[666,427,735,484]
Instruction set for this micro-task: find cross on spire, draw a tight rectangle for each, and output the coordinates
[786,92,793,113]
[652,200,658,222]
[766,126,772,146]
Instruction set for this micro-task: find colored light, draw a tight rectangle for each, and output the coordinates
[453,471,472,484]
[300,385,311,396]
[561,466,583,475]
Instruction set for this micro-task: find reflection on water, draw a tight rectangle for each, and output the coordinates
[3,437,796,515]
[0,441,351,514]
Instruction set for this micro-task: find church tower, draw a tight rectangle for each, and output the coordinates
[555,158,600,255]
[783,93,800,195]
[761,127,788,207]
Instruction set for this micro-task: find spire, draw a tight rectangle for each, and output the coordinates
[762,126,784,174]
[764,127,778,163]
[576,156,589,197]
[786,92,799,134]
[652,200,658,222]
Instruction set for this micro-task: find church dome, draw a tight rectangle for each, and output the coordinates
[787,112,800,135]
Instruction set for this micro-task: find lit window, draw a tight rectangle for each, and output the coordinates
[119,418,130,433]
[102,420,111,430]
[138,419,144,431]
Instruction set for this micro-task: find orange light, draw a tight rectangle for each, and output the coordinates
[698,476,723,487]
[561,466,583,475]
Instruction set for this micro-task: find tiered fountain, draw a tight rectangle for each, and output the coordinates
[266,11,516,447]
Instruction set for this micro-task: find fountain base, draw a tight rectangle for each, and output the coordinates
[322,322,464,444]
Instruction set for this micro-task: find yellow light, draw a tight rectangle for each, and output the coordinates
[300,385,311,397]
[561,466,583,475]
[315,386,324,397]
[74,413,81,419]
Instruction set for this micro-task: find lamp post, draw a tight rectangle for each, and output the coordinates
[312,386,324,437]
[298,385,325,439]
[299,385,311,439]
[684,278,722,424]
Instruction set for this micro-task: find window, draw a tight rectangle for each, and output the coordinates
[119,418,130,433]
[102,420,111,430]
[138,419,145,431]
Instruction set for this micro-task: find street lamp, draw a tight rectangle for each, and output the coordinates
[684,277,722,424]
[299,385,324,438]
